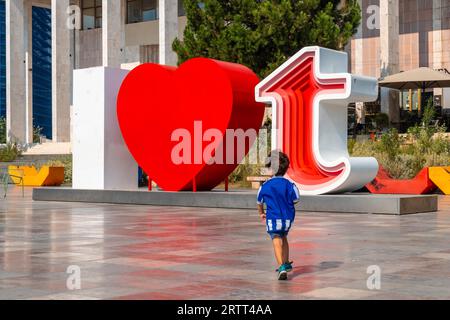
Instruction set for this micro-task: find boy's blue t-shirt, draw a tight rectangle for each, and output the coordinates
[257,176,300,234]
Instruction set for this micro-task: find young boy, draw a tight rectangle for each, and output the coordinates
[257,151,300,280]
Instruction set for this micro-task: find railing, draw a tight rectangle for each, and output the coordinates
[0,169,24,198]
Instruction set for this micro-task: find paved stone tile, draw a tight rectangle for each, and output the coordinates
[366,292,425,300]
[26,293,101,300]
[378,282,450,299]
[421,252,450,260]
[100,257,187,268]
[164,249,215,256]
[0,287,52,300]
[301,287,378,299]
[0,271,29,279]
[112,292,186,300]
[2,187,450,299]
[68,286,146,299]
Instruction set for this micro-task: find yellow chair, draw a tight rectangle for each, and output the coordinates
[8,165,65,187]
[429,166,450,195]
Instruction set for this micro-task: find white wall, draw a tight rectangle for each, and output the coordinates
[72,66,138,190]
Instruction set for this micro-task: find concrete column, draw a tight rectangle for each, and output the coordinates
[5,0,29,143]
[354,0,365,126]
[25,1,33,144]
[380,0,399,77]
[159,0,178,66]
[102,0,125,67]
[52,0,73,142]
[72,0,81,70]
[433,0,444,100]
[354,0,364,76]
[432,0,443,69]
[380,0,400,124]
[355,102,366,125]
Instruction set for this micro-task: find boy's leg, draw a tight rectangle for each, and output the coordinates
[271,236,284,266]
[282,236,289,264]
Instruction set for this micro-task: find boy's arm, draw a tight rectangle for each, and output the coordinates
[292,183,300,204]
[257,186,266,221]
[257,203,266,221]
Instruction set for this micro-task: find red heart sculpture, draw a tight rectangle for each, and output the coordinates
[117,58,265,191]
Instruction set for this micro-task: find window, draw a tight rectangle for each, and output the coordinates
[82,0,102,30]
[178,0,185,16]
[127,0,158,24]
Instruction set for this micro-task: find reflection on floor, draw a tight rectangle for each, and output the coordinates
[1,186,450,300]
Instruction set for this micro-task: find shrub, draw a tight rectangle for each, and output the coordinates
[375,128,401,162]
[0,142,22,162]
[347,138,356,155]
[229,159,262,187]
[350,101,450,179]
[33,126,43,144]
[228,130,269,187]
[0,116,45,144]
[0,117,6,144]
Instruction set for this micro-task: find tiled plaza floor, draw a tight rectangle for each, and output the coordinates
[1,186,450,300]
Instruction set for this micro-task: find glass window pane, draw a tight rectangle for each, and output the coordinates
[83,8,95,29]
[128,1,142,23]
[83,0,95,9]
[178,0,185,16]
[95,0,102,7]
[96,7,102,18]
[143,0,156,10]
[96,17,102,28]
[143,8,157,21]
[143,0,157,21]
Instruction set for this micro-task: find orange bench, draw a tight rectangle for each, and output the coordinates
[8,166,65,187]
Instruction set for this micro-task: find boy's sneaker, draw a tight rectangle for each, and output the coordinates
[276,261,293,272]
[285,261,293,272]
[277,264,288,280]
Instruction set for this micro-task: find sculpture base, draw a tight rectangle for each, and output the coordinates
[32,188,438,215]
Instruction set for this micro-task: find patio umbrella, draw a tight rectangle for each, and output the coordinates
[379,67,450,113]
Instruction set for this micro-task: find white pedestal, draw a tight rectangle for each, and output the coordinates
[72,67,138,190]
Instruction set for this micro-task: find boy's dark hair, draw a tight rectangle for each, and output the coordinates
[265,151,290,176]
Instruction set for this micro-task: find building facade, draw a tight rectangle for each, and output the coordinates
[0,0,186,145]
[31,6,52,138]
[348,0,450,127]
[1,1,52,139]
[0,2,5,120]
[1,0,450,145]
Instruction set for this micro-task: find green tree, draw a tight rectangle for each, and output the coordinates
[173,0,361,78]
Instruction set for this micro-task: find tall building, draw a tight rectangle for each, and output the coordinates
[0,2,6,120]
[1,0,450,146]
[0,0,186,145]
[348,0,450,127]
[0,1,52,142]
[31,6,52,138]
